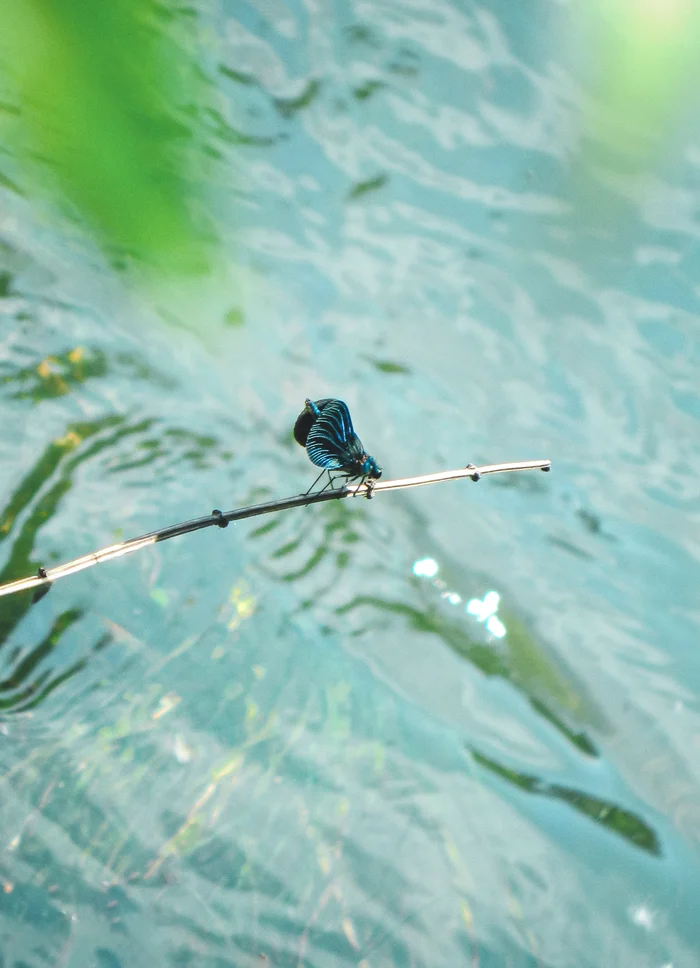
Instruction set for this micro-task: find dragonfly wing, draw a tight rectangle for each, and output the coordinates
[293,398,339,446]
[305,399,359,470]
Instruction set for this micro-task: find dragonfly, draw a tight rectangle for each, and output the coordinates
[294,398,382,493]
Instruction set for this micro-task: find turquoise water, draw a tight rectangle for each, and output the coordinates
[2,2,700,966]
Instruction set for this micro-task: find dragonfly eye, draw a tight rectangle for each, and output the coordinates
[364,458,381,479]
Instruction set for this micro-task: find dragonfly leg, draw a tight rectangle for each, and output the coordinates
[304,468,327,496]
[321,472,336,493]
[350,474,366,497]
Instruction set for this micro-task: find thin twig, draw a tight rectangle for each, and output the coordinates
[0,459,550,601]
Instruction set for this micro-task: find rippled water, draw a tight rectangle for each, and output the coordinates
[2,2,700,966]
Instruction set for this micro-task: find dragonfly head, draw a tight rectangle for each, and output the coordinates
[362,456,382,480]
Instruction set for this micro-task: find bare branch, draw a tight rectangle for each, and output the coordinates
[0,459,551,601]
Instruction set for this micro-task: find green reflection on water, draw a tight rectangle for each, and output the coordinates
[366,358,411,375]
[274,79,322,120]
[0,414,154,713]
[353,79,385,102]
[473,749,661,856]
[0,359,231,715]
[337,594,600,757]
[1,347,107,401]
[347,173,389,200]
[0,416,128,630]
[0,609,87,713]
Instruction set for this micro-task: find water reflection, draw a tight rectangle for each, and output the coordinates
[473,749,660,856]
[250,498,603,758]
[0,609,87,713]
[274,79,322,120]
[0,346,107,400]
[0,415,129,714]
[0,386,231,716]
[337,589,600,757]
[2,0,700,964]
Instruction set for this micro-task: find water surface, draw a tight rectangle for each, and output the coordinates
[1,1,700,966]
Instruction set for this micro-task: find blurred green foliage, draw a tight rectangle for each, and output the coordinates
[583,0,700,169]
[0,0,218,273]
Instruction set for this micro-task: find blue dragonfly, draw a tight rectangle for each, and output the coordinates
[294,398,382,493]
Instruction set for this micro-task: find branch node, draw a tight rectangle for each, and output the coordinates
[211,509,229,528]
